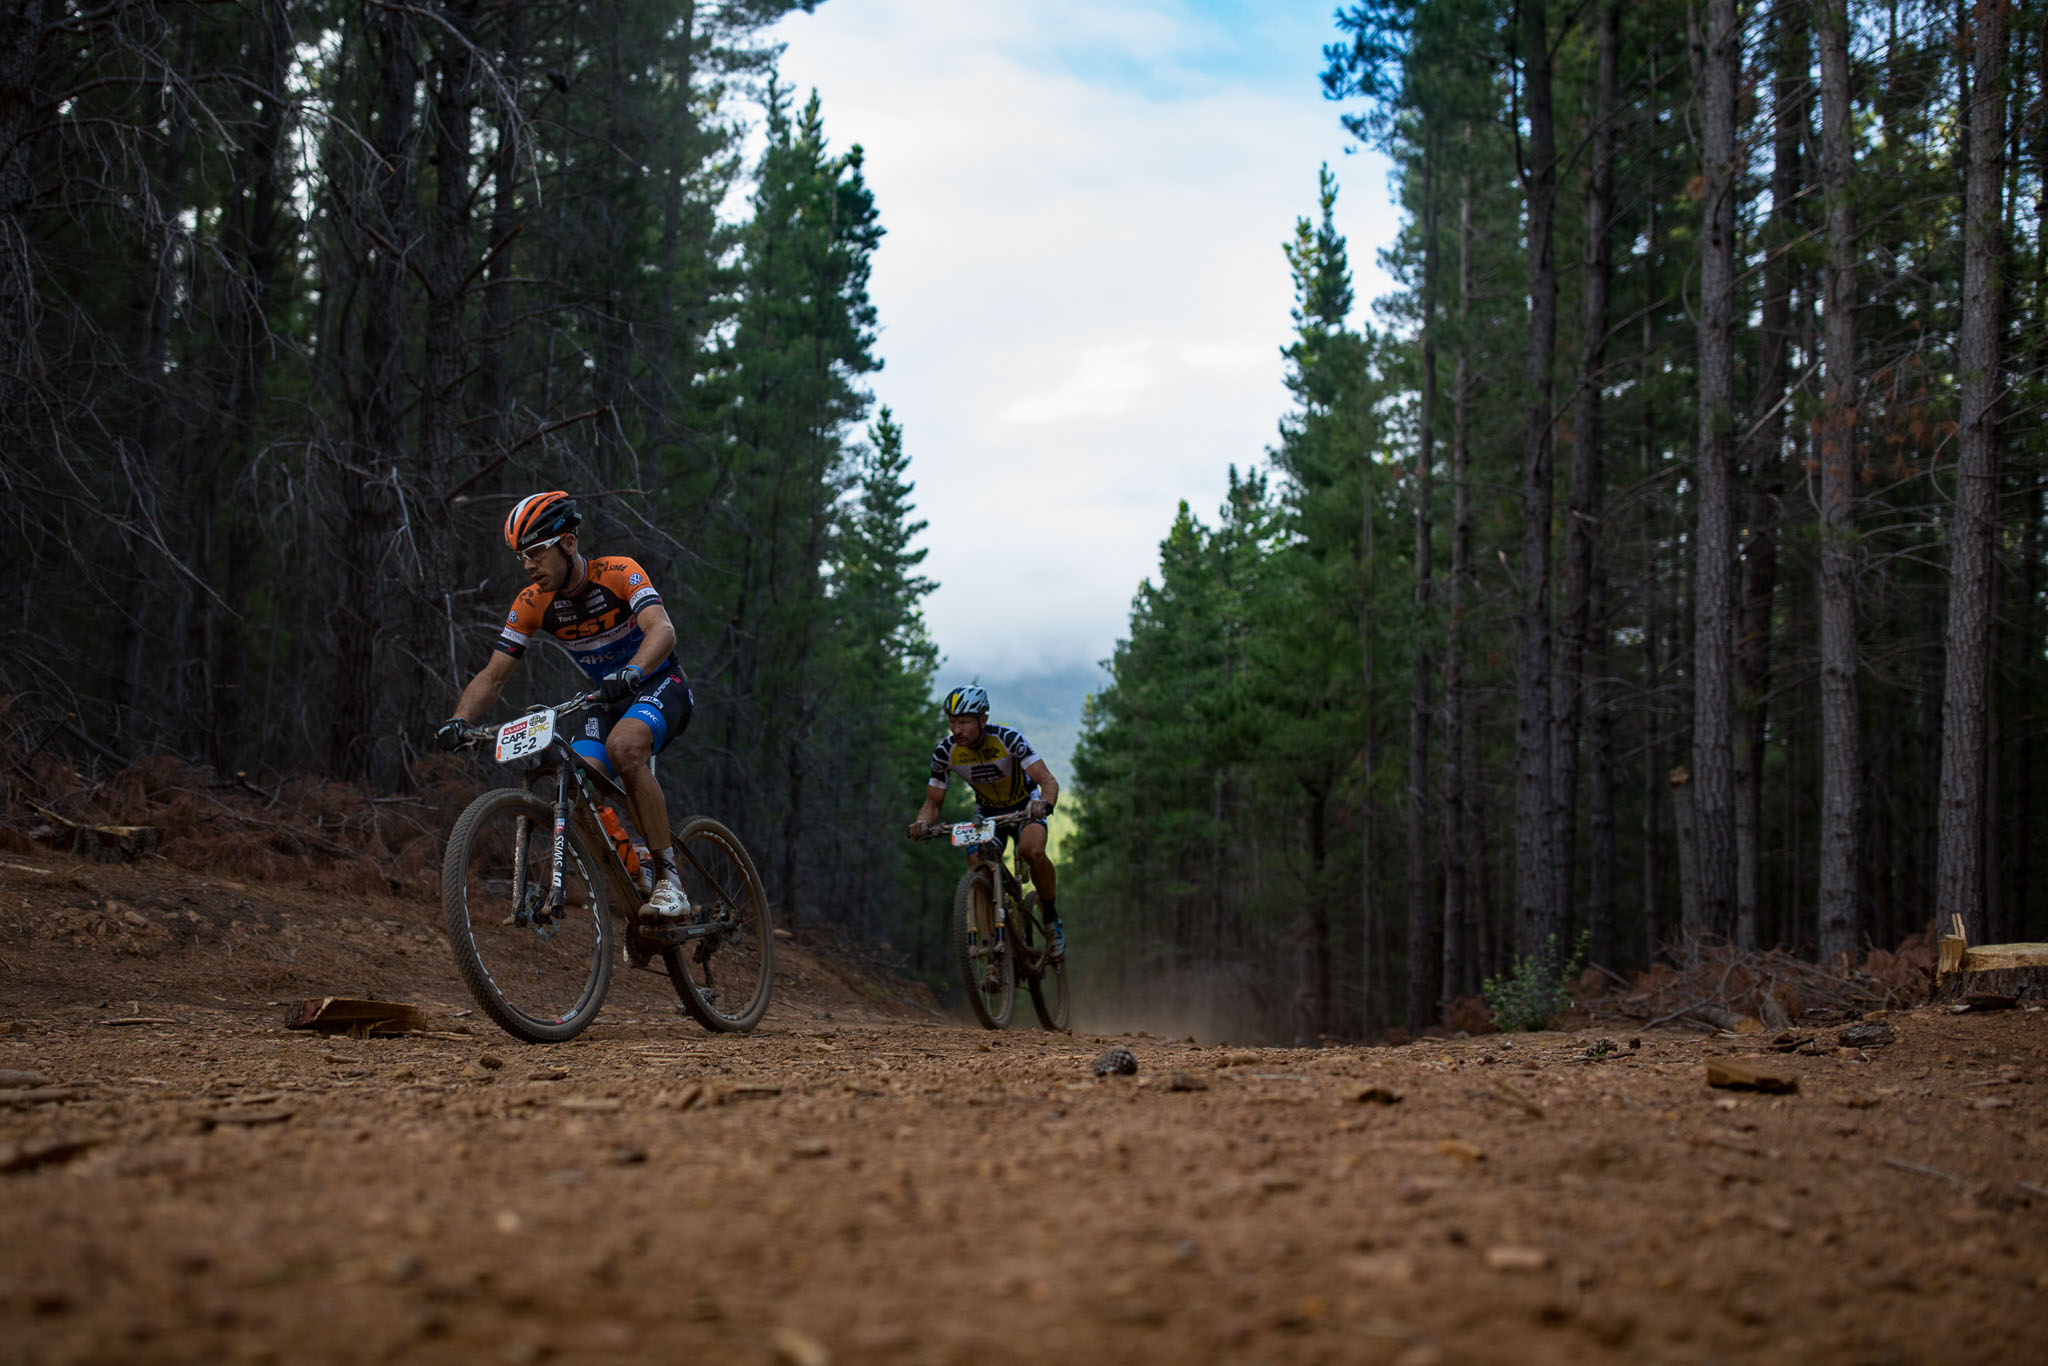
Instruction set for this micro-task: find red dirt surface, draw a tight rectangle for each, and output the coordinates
[1,844,2043,1365]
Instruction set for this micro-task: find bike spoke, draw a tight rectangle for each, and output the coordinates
[444,791,610,1040]
[662,818,774,1032]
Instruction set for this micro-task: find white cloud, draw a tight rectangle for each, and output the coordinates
[771,0,1400,676]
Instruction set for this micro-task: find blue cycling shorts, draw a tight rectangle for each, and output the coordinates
[570,664,693,778]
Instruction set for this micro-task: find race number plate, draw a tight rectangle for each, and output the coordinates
[494,709,557,764]
[949,818,997,847]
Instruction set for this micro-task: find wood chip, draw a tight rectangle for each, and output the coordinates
[720,1085,782,1103]
[209,1109,294,1127]
[769,1326,831,1366]
[556,1097,623,1113]
[1485,1245,1552,1272]
[1436,1139,1485,1163]
[1352,1085,1404,1105]
[1343,1253,1419,1285]
[0,1087,79,1106]
[0,1137,102,1173]
[1704,1060,1799,1093]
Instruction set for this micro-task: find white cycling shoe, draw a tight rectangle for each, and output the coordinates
[642,880,692,920]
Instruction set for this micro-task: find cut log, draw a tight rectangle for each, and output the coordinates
[27,801,159,862]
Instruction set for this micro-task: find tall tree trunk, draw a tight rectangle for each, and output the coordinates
[1359,445,1379,1034]
[1690,0,1742,953]
[332,2,416,783]
[121,14,195,738]
[1441,150,1475,1010]
[1637,44,1665,965]
[0,0,45,439]
[1734,3,1806,950]
[1553,0,1619,933]
[1815,0,1863,966]
[1935,0,2007,941]
[1512,0,1561,960]
[478,0,526,450]
[1406,156,1438,1032]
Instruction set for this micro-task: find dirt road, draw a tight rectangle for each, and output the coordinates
[2,848,2043,1364]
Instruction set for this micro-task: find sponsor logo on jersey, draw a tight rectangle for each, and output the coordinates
[628,572,643,586]
[969,762,1006,785]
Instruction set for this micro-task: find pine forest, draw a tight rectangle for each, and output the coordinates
[2,1,2042,1044]
[1068,0,2045,1042]
[0,1,939,958]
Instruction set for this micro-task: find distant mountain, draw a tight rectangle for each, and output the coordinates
[939,660,1111,779]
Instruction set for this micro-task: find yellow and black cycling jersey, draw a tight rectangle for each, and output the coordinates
[927,724,1043,813]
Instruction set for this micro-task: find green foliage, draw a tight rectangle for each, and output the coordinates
[1480,933,1588,1033]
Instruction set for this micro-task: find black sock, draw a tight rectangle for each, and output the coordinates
[1042,898,1058,921]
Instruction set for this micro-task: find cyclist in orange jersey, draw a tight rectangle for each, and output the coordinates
[436,491,693,919]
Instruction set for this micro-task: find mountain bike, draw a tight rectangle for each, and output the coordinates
[439,691,773,1043]
[920,812,1068,1032]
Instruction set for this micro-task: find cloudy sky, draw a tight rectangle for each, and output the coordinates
[769,0,1399,678]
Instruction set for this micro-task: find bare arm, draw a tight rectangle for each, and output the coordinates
[910,781,947,838]
[627,605,676,675]
[1025,759,1059,810]
[451,650,518,722]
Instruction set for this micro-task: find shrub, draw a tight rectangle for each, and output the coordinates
[1482,931,1589,1032]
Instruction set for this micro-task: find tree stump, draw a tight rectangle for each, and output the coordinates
[1933,916,2048,1003]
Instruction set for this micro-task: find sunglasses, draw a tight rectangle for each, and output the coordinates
[514,535,565,564]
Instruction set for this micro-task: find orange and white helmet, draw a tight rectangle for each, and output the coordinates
[503,491,580,553]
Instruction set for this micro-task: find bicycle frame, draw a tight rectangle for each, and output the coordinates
[925,811,1032,955]
[472,694,712,955]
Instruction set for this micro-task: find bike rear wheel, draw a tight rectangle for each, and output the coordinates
[1017,891,1070,1032]
[954,865,1013,1029]
[662,816,775,1032]
[442,786,614,1044]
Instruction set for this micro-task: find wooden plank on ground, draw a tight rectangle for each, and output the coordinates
[1704,1060,1799,1093]
[284,998,433,1036]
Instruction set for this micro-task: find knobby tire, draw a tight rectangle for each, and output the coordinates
[954,865,1013,1029]
[1017,891,1070,1032]
[441,786,613,1044]
[662,816,775,1032]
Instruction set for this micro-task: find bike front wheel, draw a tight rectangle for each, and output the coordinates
[1017,891,1070,1032]
[954,866,1013,1029]
[662,817,775,1032]
[441,786,614,1044]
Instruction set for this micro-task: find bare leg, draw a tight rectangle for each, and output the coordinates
[605,717,669,855]
[1016,823,1057,903]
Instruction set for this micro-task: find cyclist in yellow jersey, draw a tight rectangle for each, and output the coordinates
[907,685,1064,957]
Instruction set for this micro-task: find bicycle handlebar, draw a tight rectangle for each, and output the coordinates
[915,811,1037,843]
[455,691,603,747]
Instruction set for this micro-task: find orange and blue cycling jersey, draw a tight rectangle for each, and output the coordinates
[494,556,676,683]
[928,724,1043,814]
